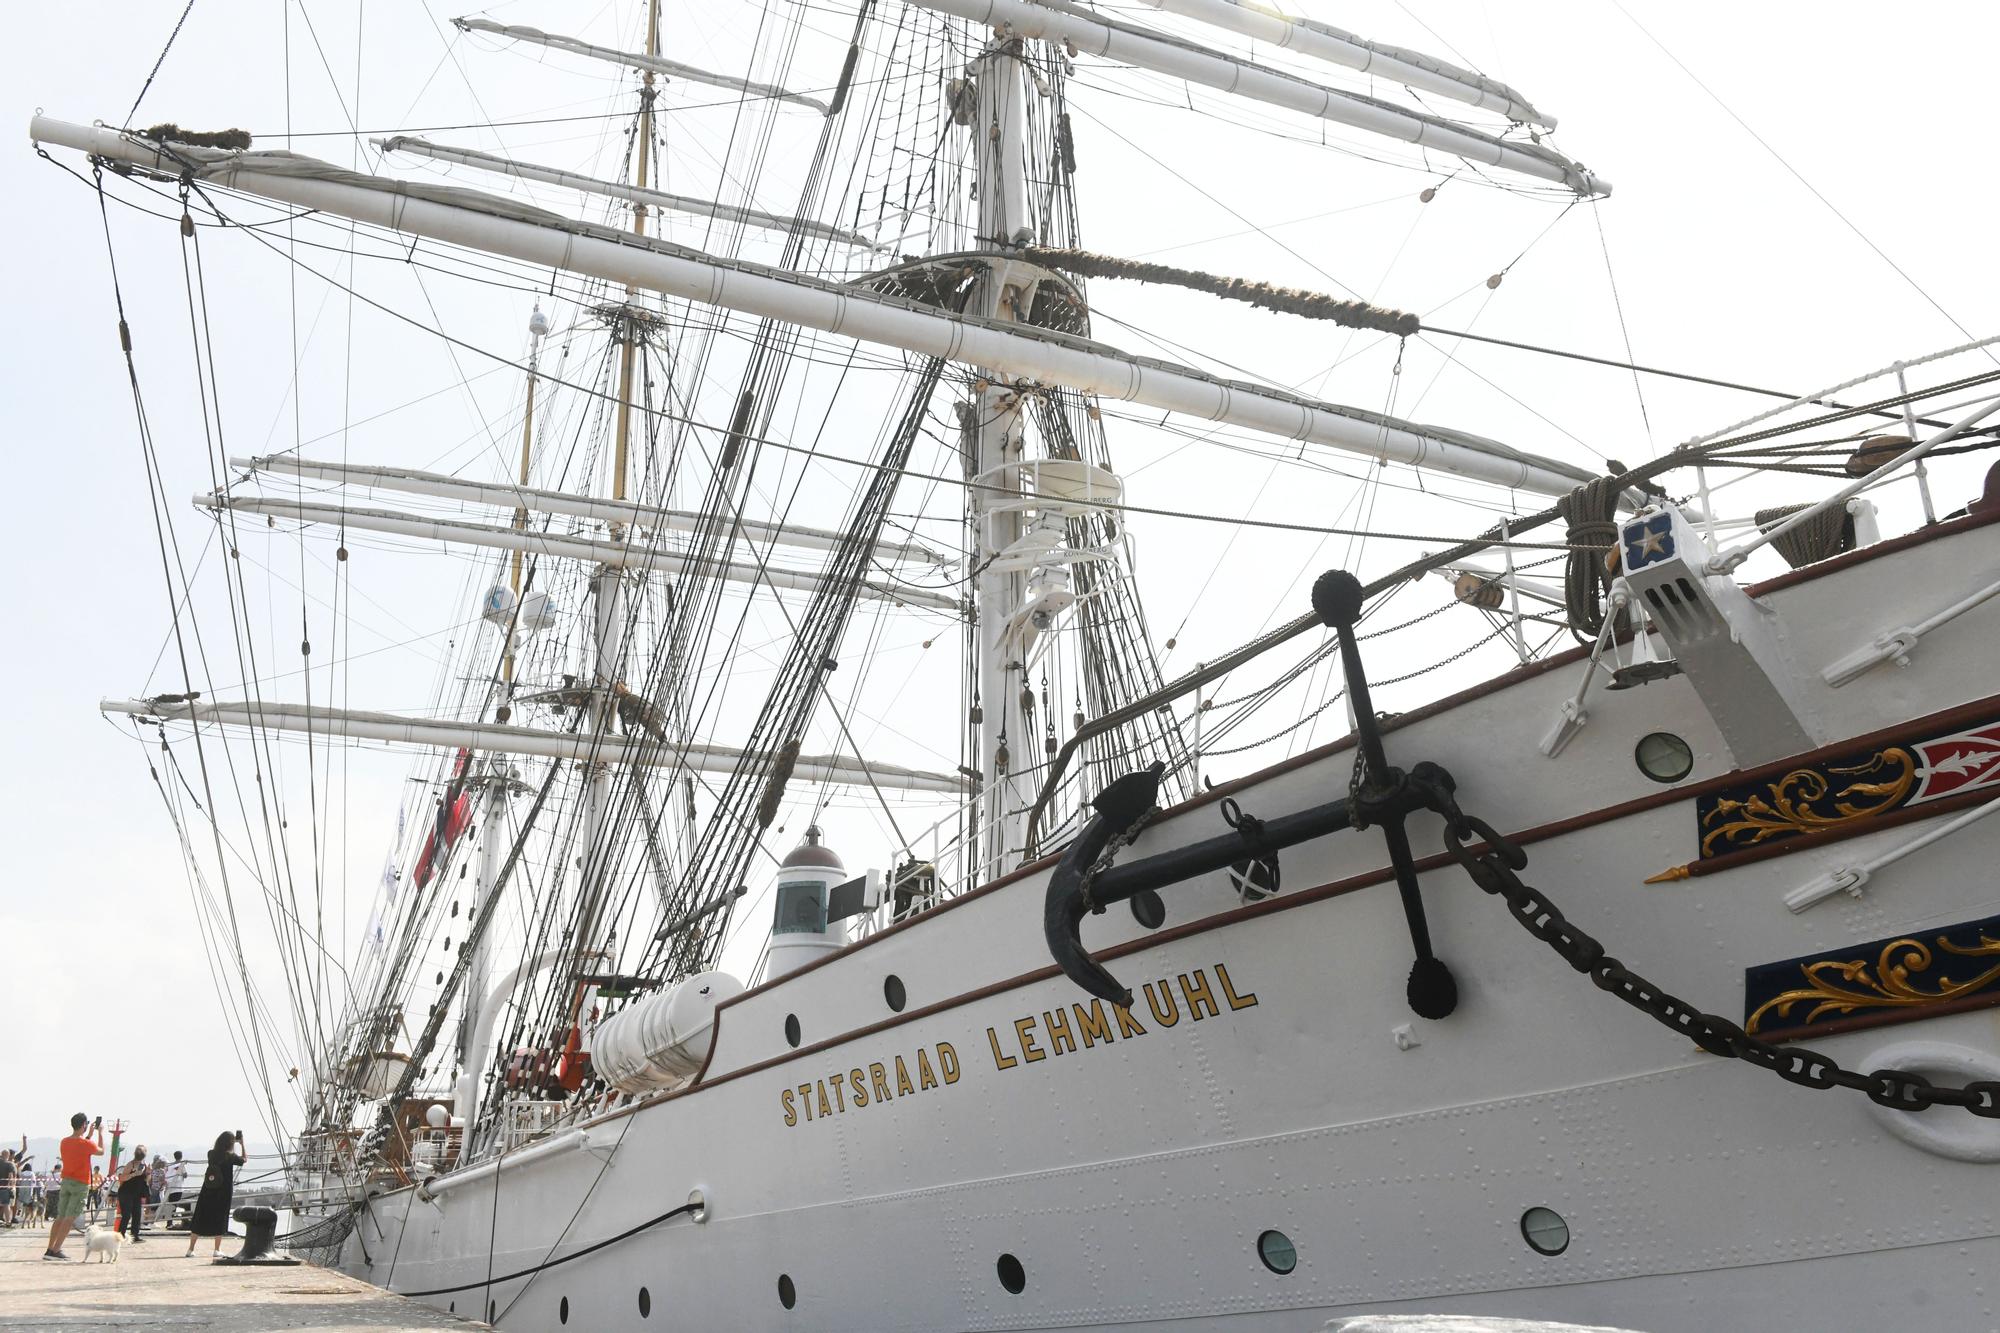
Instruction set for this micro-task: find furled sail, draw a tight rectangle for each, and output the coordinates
[375,137,893,254]
[196,490,960,610]
[899,0,1605,195]
[235,454,948,565]
[100,699,971,793]
[31,119,1600,497]
[451,17,828,112]
[1130,0,1554,129]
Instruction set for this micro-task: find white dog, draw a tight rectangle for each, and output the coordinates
[84,1225,121,1263]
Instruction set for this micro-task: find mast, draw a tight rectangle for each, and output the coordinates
[576,0,662,979]
[969,35,1034,876]
[610,0,658,519]
[455,762,511,1121]
[506,307,547,686]
[469,306,542,1128]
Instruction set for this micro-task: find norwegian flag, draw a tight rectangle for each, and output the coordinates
[413,748,475,890]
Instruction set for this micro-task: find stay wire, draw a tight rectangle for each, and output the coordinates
[1591,199,1654,453]
[124,0,198,129]
[1609,0,1988,358]
[94,166,287,1142]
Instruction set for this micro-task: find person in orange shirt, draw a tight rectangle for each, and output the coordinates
[44,1113,102,1261]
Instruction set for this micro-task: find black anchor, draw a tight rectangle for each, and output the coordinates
[1041,569,1458,1020]
[1312,569,1458,1020]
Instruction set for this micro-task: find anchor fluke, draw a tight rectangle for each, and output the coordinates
[1043,762,1165,1007]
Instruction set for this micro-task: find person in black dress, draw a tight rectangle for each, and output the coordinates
[115,1146,150,1242]
[184,1131,244,1257]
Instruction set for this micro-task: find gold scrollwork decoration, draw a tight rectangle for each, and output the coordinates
[1745,932,2000,1035]
[1699,748,1915,857]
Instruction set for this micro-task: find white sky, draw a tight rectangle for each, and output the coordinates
[3,1,1996,1149]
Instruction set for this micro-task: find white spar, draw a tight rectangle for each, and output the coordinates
[29,118,1598,498]
[1131,0,1554,129]
[452,17,828,113]
[198,490,961,612]
[234,453,949,566]
[375,137,893,254]
[101,698,972,795]
[903,0,1605,196]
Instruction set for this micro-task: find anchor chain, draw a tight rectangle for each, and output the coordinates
[1079,803,1159,913]
[1412,773,2000,1118]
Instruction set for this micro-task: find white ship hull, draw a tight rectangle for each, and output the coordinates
[322,511,2000,1329]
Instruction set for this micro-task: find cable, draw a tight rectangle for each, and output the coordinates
[125,0,198,128]
[1609,0,1985,353]
[394,1198,700,1298]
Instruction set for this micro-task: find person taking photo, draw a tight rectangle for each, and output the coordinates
[44,1113,102,1261]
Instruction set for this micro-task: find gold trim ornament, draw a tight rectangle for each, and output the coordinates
[1690,715,2000,865]
[1699,748,1915,856]
[1743,915,2000,1039]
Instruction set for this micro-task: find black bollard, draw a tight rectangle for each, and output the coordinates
[214,1205,299,1266]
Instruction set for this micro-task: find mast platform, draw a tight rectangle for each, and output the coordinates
[0,1230,476,1329]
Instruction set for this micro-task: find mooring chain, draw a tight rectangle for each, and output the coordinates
[1078,803,1159,913]
[1408,773,2000,1118]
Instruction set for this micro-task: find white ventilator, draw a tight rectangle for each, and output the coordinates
[762,827,851,981]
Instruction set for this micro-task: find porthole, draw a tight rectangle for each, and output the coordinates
[997,1252,1026,1294]
[559,1295,569,1324]
[1130,888,1166,930]
[1521,1206,1570,1256]
[784,1013,801,1048]
[638,1286,651,1317]
[1256,1229,1297,1275]
[777,1273,797,1309]
[884,974,907,1012]
[1634,731,1693,784]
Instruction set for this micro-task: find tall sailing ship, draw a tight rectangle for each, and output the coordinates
[35,0,2000,1327]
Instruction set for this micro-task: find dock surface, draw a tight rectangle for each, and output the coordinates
[0,1229,474,1330]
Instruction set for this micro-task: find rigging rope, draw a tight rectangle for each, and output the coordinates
[95,161,289,1140]
[1553,473,1626,644]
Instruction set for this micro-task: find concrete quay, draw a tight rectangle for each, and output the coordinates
[0,1229,475,1330]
